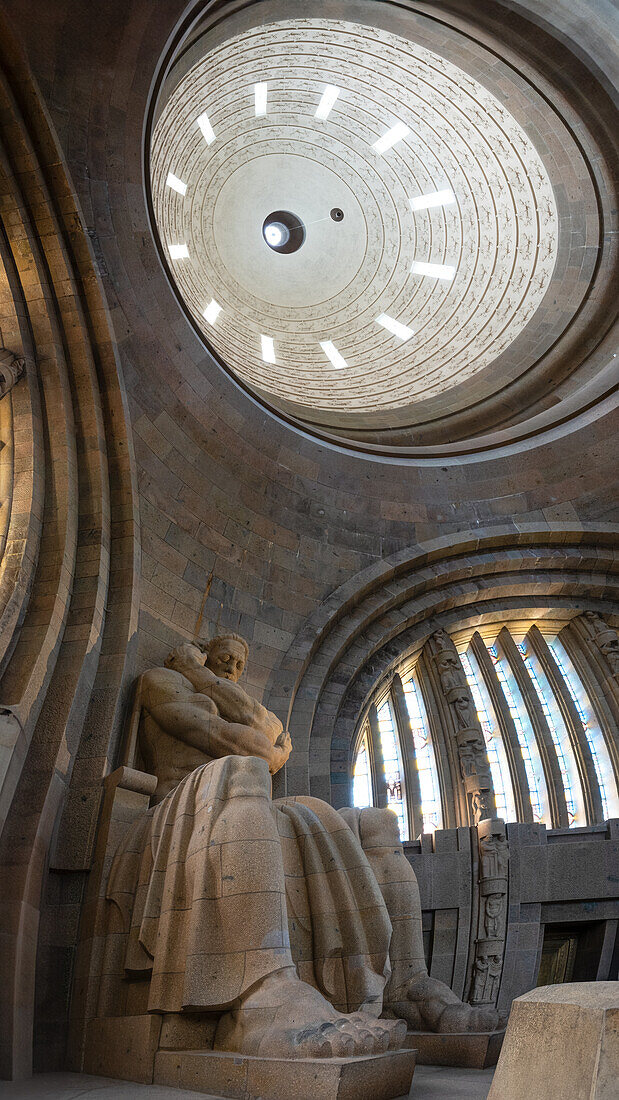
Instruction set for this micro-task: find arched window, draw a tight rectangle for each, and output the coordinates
[351,617,617,836]
[400,673,443,833]
[518,640,584,825]
[489,643,550,824]
[548,637,617,820]
[352,728,373,810]
[460,650,516,823]
[376,699,409,841]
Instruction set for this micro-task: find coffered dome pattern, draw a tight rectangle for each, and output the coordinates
[150,18,558,419]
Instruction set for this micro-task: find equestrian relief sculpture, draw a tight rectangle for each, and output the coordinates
[102,634,502,1066]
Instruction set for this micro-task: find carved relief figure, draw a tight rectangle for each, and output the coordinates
[0,347,25,398]
[449,688,479,731]
[100,636,503,1063]
[583,612,619,678]
[470,953,489,1004]
[428,629,496,826]
[484,894,504,939]
[480,825,509,881]
[471,788,495,823]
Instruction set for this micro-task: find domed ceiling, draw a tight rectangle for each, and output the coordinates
[148,4,608,449]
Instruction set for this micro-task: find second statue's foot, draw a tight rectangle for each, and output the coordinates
[214,967,407,1059]
[384,973,502,1034]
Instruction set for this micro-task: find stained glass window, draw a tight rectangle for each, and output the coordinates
[352,729,373,810]
[401,673,443,833]
[489,645,550,824]
[549,638,618,820]
[518,642,584,826]
[460,650,516,822]
[377,699,409,840]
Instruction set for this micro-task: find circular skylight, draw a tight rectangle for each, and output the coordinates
[150,18,558,419]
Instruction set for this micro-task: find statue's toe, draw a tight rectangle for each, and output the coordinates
[380,1016,407,1049]
[372,1026,391,1053]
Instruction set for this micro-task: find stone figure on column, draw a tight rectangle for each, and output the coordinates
[98,635,503,1064]
[425,630,496,824]
[582,611,619,678]
[469,818,509,1008]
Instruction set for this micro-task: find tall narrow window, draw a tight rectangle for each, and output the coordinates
[401,674,443,832]
[518,642,584,826]
[461,650,516,822]
[549,638,618,820]
[352,728,374,810]
[490,645,550,824]
[377,699,409,840]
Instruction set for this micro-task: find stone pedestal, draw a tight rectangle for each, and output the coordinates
[154,1047,417,1100]
[487,982,618,1100]
[404,1029,504,1067]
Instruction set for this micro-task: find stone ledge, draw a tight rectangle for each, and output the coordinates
[404,1029,504,1068]
[154,1046,417,1100]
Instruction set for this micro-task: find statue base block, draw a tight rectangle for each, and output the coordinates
[154,1047,417,1100]
[404,1029,504,1067]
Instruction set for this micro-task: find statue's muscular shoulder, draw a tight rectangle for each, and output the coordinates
[141,666,195,710]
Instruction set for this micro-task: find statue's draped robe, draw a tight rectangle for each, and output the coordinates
[107,757,393,1016]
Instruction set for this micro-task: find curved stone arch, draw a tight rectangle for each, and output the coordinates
[0,14,141,1079]
[267,525,619,798]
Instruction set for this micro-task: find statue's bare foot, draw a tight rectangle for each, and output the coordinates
[214,967,406,1058]
[384,973,501,1034]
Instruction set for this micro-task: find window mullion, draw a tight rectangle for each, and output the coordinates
[368,704,389,810]
[498,627,568,828]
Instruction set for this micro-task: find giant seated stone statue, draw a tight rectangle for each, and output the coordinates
[92,634,501,1082]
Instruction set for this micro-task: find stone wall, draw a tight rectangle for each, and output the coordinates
[406,818,619,1014]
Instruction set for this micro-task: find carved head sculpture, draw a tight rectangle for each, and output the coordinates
[206,633,249,682]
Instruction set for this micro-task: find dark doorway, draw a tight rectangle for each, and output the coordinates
[537,921,606,986]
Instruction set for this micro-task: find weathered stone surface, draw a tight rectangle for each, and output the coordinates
[154,1047,417,1100]
[83,1016,162,1084]
[404,1030,504,1068]
[487,983,618,1100]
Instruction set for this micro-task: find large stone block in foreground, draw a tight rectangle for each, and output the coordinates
[488,982,618,1100]
[154,1047,416,1100]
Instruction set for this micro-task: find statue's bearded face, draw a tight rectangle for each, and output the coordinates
[207,638,246,681]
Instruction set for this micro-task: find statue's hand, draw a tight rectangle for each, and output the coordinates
[269,731,292,774]
[165,643,208,677]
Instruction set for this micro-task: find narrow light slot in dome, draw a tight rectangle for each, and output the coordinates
[315,84,340,120]
[169,243,189,260]
[320,340,347,370]
[203,299,222,326]
[411,260,455,281]
[166,172,187,196]
[254,83,268,117]
[261,335,276,364]
[197,111,216,145]
[410,188,456,211]
[376,313,414,341]
[372,121,410,154]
